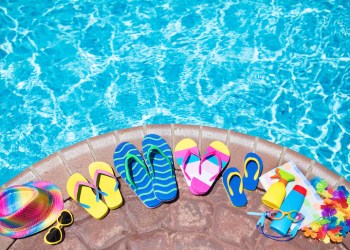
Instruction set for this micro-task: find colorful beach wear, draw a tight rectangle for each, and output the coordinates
[44,209,74,245]
[223,167,247,207]
[243,152,264,191]
[67,173,109,219]
[142,134,178,202]
[0,181,64,239]
[114,142,162,208]
[88,162,123,209]
[191,141,230,194]
[174,138,202,195]
[175,139,230,195]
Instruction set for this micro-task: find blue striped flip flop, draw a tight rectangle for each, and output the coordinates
[114,142,162,208]
[142,134,178,202]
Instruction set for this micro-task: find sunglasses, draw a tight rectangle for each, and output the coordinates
[248,209,304,223]
[44,210,74,245]
[247,210,305,241]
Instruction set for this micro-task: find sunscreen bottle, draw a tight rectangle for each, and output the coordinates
[270,185,307,236]
[261,168,295,209]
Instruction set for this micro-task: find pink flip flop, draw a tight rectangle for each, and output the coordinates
[174,138,203,195]
[191,141,230,194]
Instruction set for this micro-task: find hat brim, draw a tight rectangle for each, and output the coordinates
[0,181,64,239]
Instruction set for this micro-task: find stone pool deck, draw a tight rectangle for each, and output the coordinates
[1,124,349,250]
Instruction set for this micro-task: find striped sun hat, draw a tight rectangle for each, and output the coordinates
[0,181,64,239]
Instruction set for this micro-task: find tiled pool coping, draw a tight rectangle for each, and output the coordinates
[1,124,348,249]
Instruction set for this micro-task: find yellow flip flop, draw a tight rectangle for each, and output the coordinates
[66,173,108,219]
[88,162,123,209]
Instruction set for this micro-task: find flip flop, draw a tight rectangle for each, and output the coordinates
[142,134,178,202]
[113,142,162,208]
[191,141,230,194]
[88,162,123,209]
[223,167,247,207]
[66,173,109,219]
[242,152,263,191]
[174,138,202,195]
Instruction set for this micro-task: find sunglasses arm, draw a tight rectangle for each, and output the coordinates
[247,212,265,217]
[252,212,303,241]
[257,213,267,227]
[290,219,303,238]
[247,212,267,227]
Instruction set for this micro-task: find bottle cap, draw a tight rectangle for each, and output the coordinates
[293,185,307,196]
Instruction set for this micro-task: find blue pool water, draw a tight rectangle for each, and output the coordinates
[0,0,349,185]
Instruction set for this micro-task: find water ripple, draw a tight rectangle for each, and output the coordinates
[0,0,349,185]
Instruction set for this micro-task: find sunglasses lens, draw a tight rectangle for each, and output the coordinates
[289,211,303,222]
[289,211,298,218]
[58,211,73,226]
[46,228,62,244]
[268,210,282,219]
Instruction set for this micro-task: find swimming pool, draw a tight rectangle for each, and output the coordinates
[0,0,349,185]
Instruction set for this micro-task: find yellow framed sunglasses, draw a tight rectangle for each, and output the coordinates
[266,209,304,223]
[44,210,74,245]
[248,209,304,223]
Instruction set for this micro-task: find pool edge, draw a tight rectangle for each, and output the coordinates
[2,124,349,249]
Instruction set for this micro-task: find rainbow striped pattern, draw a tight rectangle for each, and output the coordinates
[174,138,202,195]
[0,181,63,239]
[142,134,178,202]
[191,141,230,194]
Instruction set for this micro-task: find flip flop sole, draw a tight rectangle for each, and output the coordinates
[88,162,123,209]
[114,142,162,208]
[174,138,202,195]
[66,173,109,219]
[191,141,230,194]
[242,152,263,191]
[223,168,247,207]
[142,134,178,202]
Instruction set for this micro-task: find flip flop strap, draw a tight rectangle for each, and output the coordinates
[244,157,261,180]
[146,145,174,178]
[226,171,243,196]
[73,181,105,209]
[124,152,150,191]
[182,148,200,180]
[93,169,119,192]
[199,150,223,181]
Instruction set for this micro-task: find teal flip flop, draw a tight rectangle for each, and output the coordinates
[142,134,178,202]
[114,142,162,208]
